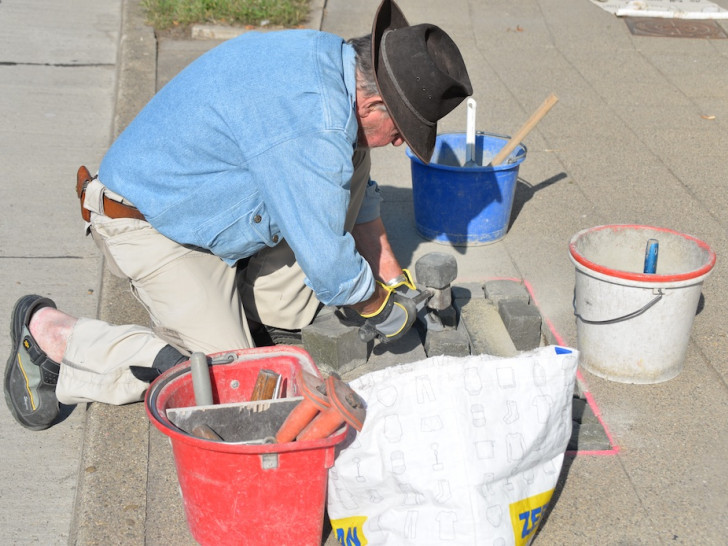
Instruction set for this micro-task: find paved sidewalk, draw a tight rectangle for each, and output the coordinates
[3,0,728,544]
[0,0,119,543]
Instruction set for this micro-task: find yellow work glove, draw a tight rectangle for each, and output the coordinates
[358,282,417,343]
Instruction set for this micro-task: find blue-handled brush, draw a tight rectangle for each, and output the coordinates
[644,239,659,274]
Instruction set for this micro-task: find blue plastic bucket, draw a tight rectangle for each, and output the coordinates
[406,133,527,245]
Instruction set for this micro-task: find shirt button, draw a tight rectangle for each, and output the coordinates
[272,235,279,243]
[253,214,262,223]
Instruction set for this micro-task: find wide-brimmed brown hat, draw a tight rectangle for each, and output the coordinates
[372,0,473,163]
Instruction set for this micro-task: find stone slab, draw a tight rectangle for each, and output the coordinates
[498,299,543,351]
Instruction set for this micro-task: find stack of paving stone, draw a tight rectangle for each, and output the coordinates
[300,278,610,451]
[301,278,545,379]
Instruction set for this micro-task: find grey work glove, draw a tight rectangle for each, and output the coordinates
[387,269,445,332]
[358,283,417,343]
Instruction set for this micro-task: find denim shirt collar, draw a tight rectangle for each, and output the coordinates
[342,43,359,147]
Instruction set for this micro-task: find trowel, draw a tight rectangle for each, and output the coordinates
[465,98,478,167]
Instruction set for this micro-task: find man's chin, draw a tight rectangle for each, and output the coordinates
[355,136,370,149]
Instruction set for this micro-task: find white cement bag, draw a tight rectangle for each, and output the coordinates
[328,346,578,546]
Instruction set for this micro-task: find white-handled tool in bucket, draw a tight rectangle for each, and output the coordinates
[465,98,477,166]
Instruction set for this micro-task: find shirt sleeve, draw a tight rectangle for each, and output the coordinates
[355,179,382,224]
[250,131,375,307]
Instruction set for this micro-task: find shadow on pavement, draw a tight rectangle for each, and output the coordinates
[509,172,568,230]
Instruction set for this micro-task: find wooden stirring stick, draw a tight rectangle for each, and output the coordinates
[489,93,559,166]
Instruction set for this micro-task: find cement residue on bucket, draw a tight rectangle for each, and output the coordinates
[569,225,715,384]
[407,132,527,245]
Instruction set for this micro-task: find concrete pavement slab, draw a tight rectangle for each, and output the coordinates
[98,0,728,542]
[0,0,119,65]
[2,64,116,257]
[0,0,119,543]
[578,346,728,542]
[5,0,728,543]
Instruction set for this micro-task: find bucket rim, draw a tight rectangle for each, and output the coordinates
[569,224,716,284]
[406,131,527,171]
[144,346,348,454]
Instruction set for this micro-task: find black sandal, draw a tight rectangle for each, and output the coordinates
[4,295,60,430]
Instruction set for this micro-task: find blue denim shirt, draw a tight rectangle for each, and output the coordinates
[99,30,375,307]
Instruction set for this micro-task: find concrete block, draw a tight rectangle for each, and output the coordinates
[572,396,601,426]
[415,252,457,288]
[498,300,542,351]
[451,283,485,302]
[428,306,458,330]
[302,311,369,376]
[424,320,471,357]
[456,298,517,357]
[483,279,531,307]
[344,328,426,381]
[567,422,611,452]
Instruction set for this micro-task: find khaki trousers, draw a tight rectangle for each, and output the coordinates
[59,150,371,405]
[59,208,253,405]
[239,149,373,329]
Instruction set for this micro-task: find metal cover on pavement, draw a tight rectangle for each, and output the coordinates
[624,17,728,38]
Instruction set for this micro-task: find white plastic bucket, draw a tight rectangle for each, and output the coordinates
[569,225,716,384]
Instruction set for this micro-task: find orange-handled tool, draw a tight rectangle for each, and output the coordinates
[275,372,329,443]
[296,376,366,441]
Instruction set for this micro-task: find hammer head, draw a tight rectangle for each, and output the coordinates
[415,252,457,289]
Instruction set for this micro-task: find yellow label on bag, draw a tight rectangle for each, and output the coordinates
[330,515,368,546]
[509,489,554,545]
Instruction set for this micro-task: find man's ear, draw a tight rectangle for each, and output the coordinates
[357,95,384,118]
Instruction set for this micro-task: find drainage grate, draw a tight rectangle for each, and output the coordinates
[624,16,728,38]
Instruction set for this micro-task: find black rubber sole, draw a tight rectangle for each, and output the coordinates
[4,295,58,431]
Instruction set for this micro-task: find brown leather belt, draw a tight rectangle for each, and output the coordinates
[76,165,146,222]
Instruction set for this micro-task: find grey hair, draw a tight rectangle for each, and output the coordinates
[347,34,382,101]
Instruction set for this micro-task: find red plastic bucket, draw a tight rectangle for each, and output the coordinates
[145,346,348,545]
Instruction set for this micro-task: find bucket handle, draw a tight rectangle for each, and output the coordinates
[574,289,664,325]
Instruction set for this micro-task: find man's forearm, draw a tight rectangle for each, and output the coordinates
[351,217,403,284]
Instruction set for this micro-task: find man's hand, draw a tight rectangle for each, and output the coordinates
[386,269,428,311]
[357,282,417,343]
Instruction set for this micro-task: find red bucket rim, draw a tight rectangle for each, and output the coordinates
[144,346,349,454]
[569,224,716,283]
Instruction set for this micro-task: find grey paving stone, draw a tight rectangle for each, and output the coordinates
[498,300,543,351]
[483,279,531,307]
[451,283,485,301]
[457,298,518,357]
[343,328,426,381]
[414,252,458,289]
[424,320,471,357]
[572,396,602,426]
[302,311,369,376]
[568,421,612,452]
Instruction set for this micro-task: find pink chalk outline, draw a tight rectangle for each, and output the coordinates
[488,277,620,456]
